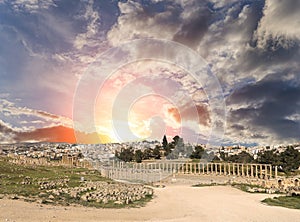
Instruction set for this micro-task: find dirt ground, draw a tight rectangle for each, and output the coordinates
[1,184,300,222]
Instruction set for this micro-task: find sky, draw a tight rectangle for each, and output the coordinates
[0,0,299,146]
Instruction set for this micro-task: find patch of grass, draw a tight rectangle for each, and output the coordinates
[192,183,218,187]
[232,183,266,193]
[262,195,300,209]
[0,157,111,197]
[0,157,152,208]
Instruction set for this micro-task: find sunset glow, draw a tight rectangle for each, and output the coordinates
[0,0,299,146]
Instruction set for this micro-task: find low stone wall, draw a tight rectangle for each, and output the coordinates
[6,155,92,169]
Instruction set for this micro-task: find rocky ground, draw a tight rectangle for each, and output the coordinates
[0,157,153,208]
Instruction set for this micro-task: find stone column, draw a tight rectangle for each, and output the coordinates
[264,164,268,179]
[219,163,222,175]
[172,163,175,173]
[275,166,278,178]
[228,163,231,175]
[251,165,254,177]
[269,165,272,179]
[246,165,249,177]
[133,164,137,180]
[255,165,258,178]
[141,163,144,181]
[124,164,128,180]
[241,164,244,177]
[260,164,263,179]
[237,164,240,176]
[233,164,236,175]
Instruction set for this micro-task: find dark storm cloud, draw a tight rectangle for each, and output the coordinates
[173,1,212,48]
[231,124,246,131]
[242,38,300,73]
[108,0,218,47]
[228,72,300,141]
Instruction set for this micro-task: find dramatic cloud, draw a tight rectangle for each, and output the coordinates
[107,1,181,46]
[227,71,300,144]
[168,104,210,126]
[255,0,300,49]
[0,0,298,145]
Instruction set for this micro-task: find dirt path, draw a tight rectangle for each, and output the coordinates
[1,185,299,222]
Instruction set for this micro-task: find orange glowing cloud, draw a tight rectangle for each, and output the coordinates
[167,107,181,123]
[14,125,112,144]
[168,104,210,126]
[16,125,77,143]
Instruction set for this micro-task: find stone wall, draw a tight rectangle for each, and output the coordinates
[6,154,92,169]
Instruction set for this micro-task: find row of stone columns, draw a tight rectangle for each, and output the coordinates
[108,161,162,182]
[106,162,278,181]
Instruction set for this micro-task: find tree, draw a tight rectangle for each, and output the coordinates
[162,135,171,156]
[190,145,205,159]
[219,151,228,161]
[256,147,300,172]
[142,148,153,160]
[115,147,134,162]
[167,137,185,159]
[162,135,168,149]
[173,135,180,146]
[280,146,300,172]
[227,151,254,163]
[256,150,279,165]
[134,150,143,163]
[152,145,161,160]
